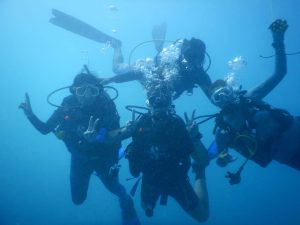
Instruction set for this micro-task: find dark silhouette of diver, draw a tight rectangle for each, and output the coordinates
[208,19,300,184]
[20,70,141,225]
[122,87,209,222]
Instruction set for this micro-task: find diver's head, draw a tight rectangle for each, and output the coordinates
[210,79,237,108]
[180,38,206,72]
[146,88,173,120]
[70,72,103,106]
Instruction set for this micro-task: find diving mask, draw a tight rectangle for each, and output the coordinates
[211,86,234,104]
[148,95,171,109]
[75,85,100,97]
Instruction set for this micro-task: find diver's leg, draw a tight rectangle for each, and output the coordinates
[140,177,160,218]
[96,164,141,225]
[70,155,93,205]
[111,22,167,74]
[97,165,127,198]
[111,40,130,74]
[169,177,208,223]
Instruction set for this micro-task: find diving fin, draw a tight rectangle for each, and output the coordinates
[152,22,167,53]
[50,9,121,45]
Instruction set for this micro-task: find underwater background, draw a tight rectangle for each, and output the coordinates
[0,0,300,224]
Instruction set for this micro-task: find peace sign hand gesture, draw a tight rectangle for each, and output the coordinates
[19,93,33,117]
[83,116,100,143]
[184,110,202,141]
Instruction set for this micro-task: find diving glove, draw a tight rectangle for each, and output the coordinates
[269,19,288,47]
[269,19,288,34]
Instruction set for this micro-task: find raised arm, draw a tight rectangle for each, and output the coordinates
[246,19,288,100]
[183,111,209,222]
[111,40,131,74]
[184,111,209,169]
[196,69,213,98]
[19,93,63,135]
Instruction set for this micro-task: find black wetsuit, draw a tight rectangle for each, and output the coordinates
[127,113,198,215]
[27,94,127,204]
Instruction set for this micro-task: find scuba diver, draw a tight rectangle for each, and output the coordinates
[123,86,209,222]
[19,69,141,225]
[209,19,300,184]
[102,37,212,100]
[49,9,211,100]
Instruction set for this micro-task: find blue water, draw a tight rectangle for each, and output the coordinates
[1,0,300,224]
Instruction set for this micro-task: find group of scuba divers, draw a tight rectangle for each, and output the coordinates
[19,13,300,225]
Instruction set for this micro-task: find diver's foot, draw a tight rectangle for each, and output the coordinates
[120,195,141,225]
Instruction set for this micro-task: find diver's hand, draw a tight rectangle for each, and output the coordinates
[123,120,138,135]
[19,93,33,117]
[269,19,288,34]
[269,19,288,45]
[184,110,202,141]
[106,120,135,143]
[225,171,241,185]
[83,116,100,143]
[124,107,141,134]
[216,151,237,167]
